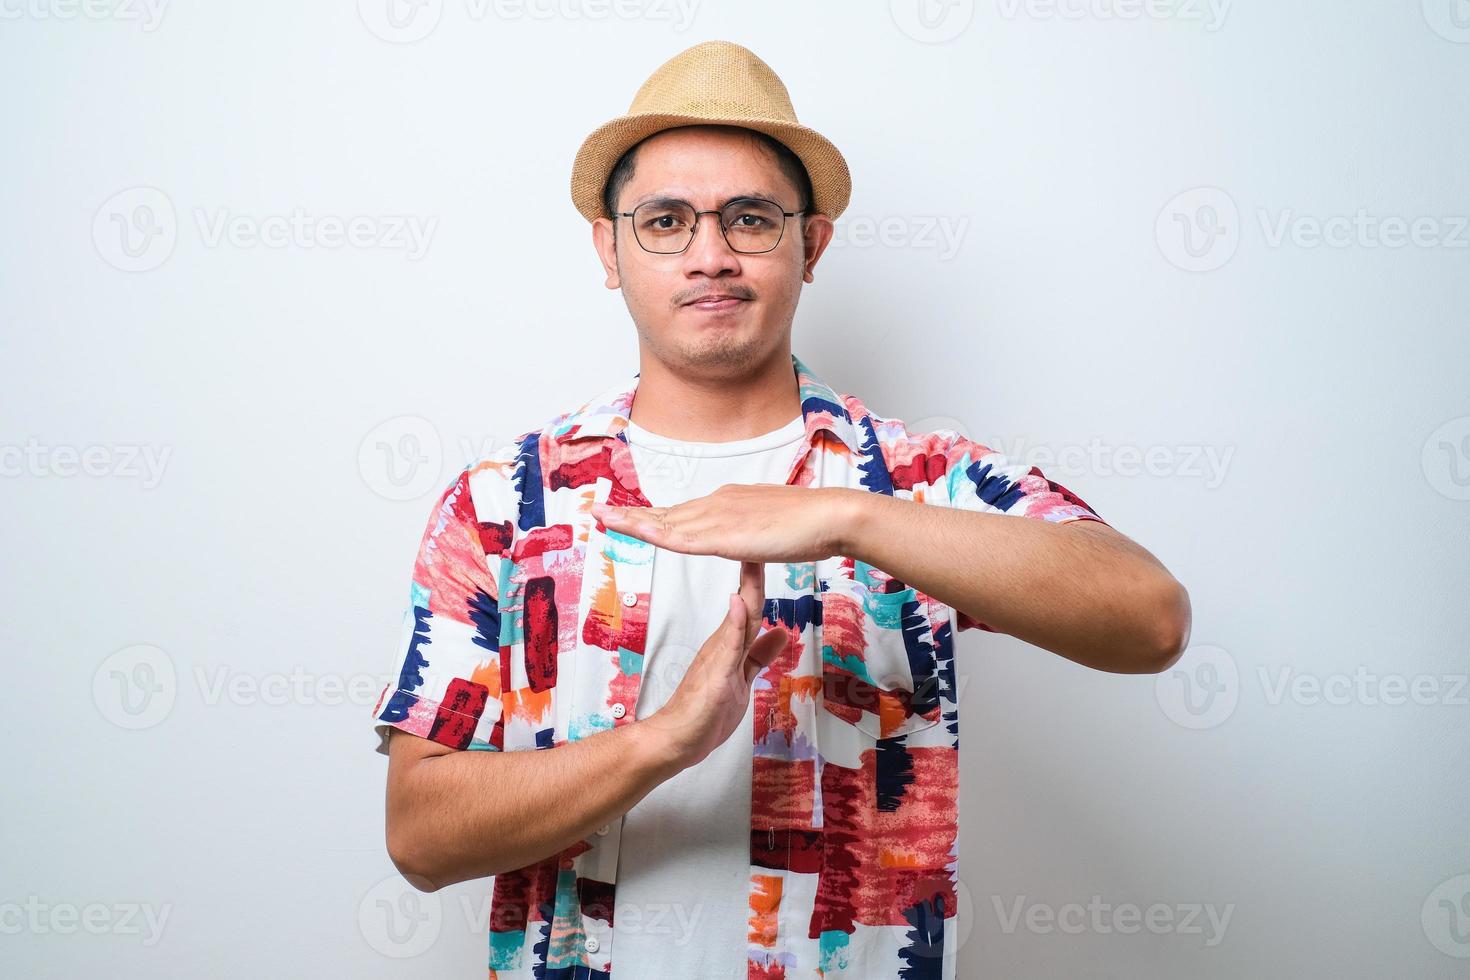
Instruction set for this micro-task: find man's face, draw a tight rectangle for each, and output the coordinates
[591,126,834,376]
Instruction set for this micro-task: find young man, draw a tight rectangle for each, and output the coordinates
[369,40,1190,979]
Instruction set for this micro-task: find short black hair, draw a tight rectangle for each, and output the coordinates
[602,126,814,233]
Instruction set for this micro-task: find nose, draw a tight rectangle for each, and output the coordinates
[680,210,742,278]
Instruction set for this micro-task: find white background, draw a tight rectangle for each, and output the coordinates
[3,1,1468,977]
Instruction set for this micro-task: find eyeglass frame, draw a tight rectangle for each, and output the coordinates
[612,196,807,255]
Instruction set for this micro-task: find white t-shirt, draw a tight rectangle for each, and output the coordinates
[611,412,807,978]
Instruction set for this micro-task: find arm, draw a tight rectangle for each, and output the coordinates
[835,491,1191,674]
[385,717,681,889]
[587,432,1190,674]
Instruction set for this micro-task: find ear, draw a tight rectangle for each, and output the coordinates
[800,214,835,284]
[592,217,621,289]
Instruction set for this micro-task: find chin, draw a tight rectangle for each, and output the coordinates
[671,331,767,371]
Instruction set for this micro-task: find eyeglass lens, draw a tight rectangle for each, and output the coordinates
[631,199,788,254]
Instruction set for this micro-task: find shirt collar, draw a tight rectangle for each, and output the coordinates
[557,352,863,454]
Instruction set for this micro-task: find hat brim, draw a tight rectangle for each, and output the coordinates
[570,113,851,224]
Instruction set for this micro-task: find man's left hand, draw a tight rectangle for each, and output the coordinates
[591,485,853,564]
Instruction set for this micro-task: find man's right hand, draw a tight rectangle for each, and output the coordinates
[638,559,789,770]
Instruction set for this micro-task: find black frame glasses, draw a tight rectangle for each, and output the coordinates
[613,196,806,254]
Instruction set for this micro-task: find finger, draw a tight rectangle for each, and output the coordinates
[595,505,667,547]
[719,592,748,668]
[711,594,761,708]
[742,625,789,685]
[738,560,766,646]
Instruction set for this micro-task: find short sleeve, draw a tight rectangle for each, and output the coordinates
[933,430,1109,633]
[369,467,508,756]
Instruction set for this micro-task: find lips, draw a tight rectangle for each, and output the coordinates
[684,295,748,311]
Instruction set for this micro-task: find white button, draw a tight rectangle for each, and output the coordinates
[585,936,600,953]
[621,591,637,606]
[595,823,610,836]
[610,703,626,719]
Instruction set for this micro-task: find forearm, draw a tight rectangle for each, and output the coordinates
[835,490,1189,673]
[388,718,685,889]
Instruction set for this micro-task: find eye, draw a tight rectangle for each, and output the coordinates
[724,200,782,231]
[635,205,692,232]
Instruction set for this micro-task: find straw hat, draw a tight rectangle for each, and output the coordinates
[569,40,851,224]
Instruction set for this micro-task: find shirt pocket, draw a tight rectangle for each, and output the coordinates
[816,565,943,740]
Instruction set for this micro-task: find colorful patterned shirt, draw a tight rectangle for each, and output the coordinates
[370,352,1108,978]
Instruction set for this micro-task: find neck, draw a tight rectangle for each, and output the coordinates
[626,347,802,442]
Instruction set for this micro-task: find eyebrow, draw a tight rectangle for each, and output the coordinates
[631,191,790,211]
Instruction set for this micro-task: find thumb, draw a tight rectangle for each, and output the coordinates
[720,592,748,664]
[742,626,788,685]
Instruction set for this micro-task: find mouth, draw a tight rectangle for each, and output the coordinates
[683,295,749,313]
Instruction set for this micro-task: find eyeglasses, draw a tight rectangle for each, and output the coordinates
[614,197,805,254]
